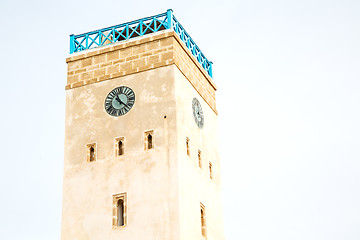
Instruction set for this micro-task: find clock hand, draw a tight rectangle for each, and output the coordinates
[117,95,130,108]
[115,95,122,104]
[121,101,130,108]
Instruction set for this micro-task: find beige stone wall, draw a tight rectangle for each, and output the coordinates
[66,30,217,113]
[174,67,225,240]
[62,66,181,240]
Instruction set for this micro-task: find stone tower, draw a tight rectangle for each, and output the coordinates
[61,10,225,240]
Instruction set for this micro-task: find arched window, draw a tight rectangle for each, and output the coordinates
[115,137,125,156]
[118,140,124,156]
[147,133,153,149]
[112,193,126,228]
[144,131,154,150]
[117,199,124,226]
[198,150,202,168]
[87,143,96,162]
[186,138,190,156]
[200,204,206,237]
[90,146,95,161]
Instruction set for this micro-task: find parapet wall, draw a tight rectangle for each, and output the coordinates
[66,30,217,113]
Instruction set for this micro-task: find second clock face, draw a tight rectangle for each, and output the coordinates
[104,86,135,117]
[192,98,204,128]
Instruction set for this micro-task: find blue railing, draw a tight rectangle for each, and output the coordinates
[70,9,213,78]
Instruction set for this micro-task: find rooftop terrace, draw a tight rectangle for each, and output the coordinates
[69,9,213,78]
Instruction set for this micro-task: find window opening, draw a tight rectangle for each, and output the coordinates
[200,203,207,237]
[118,140,124,155]
[113,193,127,228]
[209,162,213,180]
[147,134,153,149]
[198,150,202,168]
[117,199,124,226]
[186,137,190,156]
[144,131,154,150]
[115,137,125,156]
[87,143,96,162]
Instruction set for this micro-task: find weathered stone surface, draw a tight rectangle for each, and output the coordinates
[63,30,224,240]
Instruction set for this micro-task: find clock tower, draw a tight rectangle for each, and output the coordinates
[61,10,225,240]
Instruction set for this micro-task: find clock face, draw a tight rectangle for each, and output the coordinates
[192,98,204,128]
[104,86,135,116]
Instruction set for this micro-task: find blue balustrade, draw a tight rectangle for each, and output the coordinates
[70,9,213,78]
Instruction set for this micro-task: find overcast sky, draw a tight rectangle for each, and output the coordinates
[0,0,359,239]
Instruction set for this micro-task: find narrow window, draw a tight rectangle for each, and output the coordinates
[198,150,202,168]
[200,203,207,237]
[115,137,125,156]
[209,162,213,180]
[144,131,154,150]
[118,140,124,155]
[117,199,124,226]
[186,137,190,157]
[113,193,127,228]
[147,134,153,149]
[87,143,96,162]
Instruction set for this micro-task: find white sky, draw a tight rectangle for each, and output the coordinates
[0,0,359,239]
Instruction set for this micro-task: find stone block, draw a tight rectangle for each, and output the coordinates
[133,44,146,55]
[72,81,84,88]
[113,59,126,65]
[120,47,132,58]
[94,54,106,64]
[161,51,173,61]
[75,68,86,74]
[87,64,99,71]
[137,65,150,73]
[107,65,119,75]
[160,37,173,47]
[68,61,81,71]
[153,60,169,69]
[111,72,124,78]
[99,75,110,81]
[99,62,113,68]
[107,51,119,61]
[94,68,106,78]
[81,58,93,68]
[140,52,153,58]
[85,78,97,85]
[67,74,79,84]
[80,72,93,81]
[125,55,139,61]
[132,58,146,69]
[153,48,168,54]
[120,61,132,72]
[146,40,160,51]
[147,55,160,65]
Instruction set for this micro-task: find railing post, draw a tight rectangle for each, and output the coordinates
[140,20,143,35]
[70,34,75,54]
[126,25,129,39]
[166,9,173,29]
[209,61,213,78]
